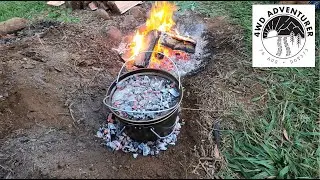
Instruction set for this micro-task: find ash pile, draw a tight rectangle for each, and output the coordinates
[96,113,183,158]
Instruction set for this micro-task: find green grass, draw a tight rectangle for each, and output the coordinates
[176,1,320,179]
[223,66,319,178]
[0,1,79,23]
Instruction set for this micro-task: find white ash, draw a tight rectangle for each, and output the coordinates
[171,13,211,77]
[111,75,180,121]
[96,114,183,158]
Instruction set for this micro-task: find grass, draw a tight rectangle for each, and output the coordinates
[223,67,319,178]
[176,1,320,179]
[0,1,79,23]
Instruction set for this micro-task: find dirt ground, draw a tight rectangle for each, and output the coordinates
[0,4,264,179]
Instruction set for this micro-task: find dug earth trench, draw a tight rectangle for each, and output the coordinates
[0,6,263,179]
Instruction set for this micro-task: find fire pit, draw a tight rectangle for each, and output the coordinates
[97,1,211,157]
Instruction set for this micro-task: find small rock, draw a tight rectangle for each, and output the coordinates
[133,153,138,158]
[36,32,47,38]
[111,166,118,171]
[88,2,98,11]
[95,9,111,20]
[77,60,94,67]
[143,1,152,9]
[96,131,103,138]
[146,10,151,19]
[54,66,62,72]
[47,66,54,72]
[57,162,65,169]
[3,92,9,98]
[156,170,162,177]
[106,26,122,42]
[129,6,146,19]
[22,64,35,69]
[158,142,167,151]
[77,142,86,148]
[122,35,133,44]
[0,17,28,35]
[216,16,227,21]
[97,2,109,10]
[122,15,137,28]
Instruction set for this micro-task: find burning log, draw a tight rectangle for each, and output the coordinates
[159,32,196,54]
[117,1,198,69]
[120,30,196,68]
[132,30,160,68]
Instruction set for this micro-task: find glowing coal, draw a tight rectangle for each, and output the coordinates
[113,1,210,76]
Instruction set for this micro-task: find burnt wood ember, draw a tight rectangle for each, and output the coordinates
[133,30,160,68]
[112,75,180,120]
[159,32,197,54]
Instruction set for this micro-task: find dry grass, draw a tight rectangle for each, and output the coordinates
[180,15,259,178]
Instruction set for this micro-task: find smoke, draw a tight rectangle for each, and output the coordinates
[169,12,211,77]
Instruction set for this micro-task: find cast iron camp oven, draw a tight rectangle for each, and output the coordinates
[103,52,183,142]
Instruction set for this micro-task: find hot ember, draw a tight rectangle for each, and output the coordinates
[118,1,197,72]
[112,75,180,120]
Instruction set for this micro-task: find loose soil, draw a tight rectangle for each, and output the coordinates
[0,4,265,179]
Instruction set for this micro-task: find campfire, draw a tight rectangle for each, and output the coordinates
[115,1,197,72]
[98,1,211,158]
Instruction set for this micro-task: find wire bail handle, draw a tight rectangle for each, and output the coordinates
[150,116,179,139]
[103,50,182,114]
[116,50,181,89]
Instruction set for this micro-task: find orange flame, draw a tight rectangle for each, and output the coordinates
[129,1,177,61]
[130,31,144,58]
[145,1,177,32]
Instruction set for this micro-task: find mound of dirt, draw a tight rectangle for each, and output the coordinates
[0,17,28,35]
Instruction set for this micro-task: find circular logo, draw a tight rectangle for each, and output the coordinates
[261,15,306,59]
